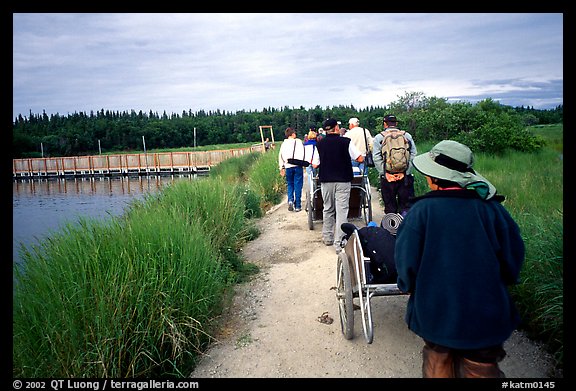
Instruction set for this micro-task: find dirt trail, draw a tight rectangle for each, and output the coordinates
[190,178,556,379]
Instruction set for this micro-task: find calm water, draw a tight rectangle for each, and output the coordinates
[12,175,200,264]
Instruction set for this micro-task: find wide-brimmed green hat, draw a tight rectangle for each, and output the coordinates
[413,140,496,200]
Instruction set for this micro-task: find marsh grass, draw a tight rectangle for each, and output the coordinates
[13,149,283,377]
[246,149,286,210]
[14,213,228,377]
[478,147,563,368]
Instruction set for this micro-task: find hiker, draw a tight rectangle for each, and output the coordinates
[394,140,525,378]
[278,127,305,212]
[372,114,417,216]
[304,128,318,179]
[344,117,373,175]
[311,118,363,253]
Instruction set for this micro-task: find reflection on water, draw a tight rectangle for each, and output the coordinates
[12,174,197,197]
[13,174,201,264]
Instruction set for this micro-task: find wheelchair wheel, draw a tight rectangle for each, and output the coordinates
[336,251,354,340]
[361,192,373,225]
[363,176,373,224]
[307,192,314,230]
[358,285,374,344]
[351,245,374,344]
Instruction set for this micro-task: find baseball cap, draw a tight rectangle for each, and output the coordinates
[383,115,398,123]
[349,117,359,125]
[323,118,338,131]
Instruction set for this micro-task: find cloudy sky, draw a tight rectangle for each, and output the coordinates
[12,13,563,120]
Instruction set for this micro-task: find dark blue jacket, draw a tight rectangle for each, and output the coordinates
[394,189,525,349]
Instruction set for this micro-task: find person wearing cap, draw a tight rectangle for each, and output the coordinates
[278,127,305,212]
[372,114,417,216]
[344,117,373,175]
[311,118,363,252]
[394,140,525,378]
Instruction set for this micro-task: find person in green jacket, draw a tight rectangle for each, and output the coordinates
[395,140,525,378]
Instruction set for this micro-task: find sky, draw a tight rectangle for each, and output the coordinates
[12,13,564,121]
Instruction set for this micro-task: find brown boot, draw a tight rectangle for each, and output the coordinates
[456,357,506,378]
[422,345,455,378]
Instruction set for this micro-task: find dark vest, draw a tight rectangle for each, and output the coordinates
[317,134,354,182]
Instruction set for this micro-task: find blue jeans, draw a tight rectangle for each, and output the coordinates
[285,166,303,209]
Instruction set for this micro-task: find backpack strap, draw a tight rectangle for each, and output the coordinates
[291,139,307,162]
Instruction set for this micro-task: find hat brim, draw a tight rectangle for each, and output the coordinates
[413,153,463,182]
[413,152,496,199]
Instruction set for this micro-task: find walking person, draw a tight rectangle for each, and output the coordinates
[311,118,363,253]
[372,114,417,216]
[344,117,373,175]
[303,128,318,179]
[394,140,525,378]
[278,127,305,212]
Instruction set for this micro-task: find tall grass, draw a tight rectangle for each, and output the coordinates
[13,213,228,377]
[246,149,286,210]
[477,139,563,369]
[13,150,284,377]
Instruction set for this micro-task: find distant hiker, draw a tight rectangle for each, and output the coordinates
[344,117,373,175]
[304,129,318,179]
[279,127,305,212]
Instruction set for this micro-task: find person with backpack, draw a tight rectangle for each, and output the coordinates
[372,115,417,216]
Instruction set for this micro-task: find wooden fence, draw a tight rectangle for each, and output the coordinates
[13,145,263,178]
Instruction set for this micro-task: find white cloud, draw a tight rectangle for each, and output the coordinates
[12,13,563,119]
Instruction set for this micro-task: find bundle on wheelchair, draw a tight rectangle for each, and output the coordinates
[339,213,403,284]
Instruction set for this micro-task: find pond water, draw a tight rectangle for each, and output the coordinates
[12,175,200,264]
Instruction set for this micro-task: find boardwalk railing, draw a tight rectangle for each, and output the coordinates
[14,145,263,178]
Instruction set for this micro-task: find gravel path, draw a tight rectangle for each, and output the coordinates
[190,179,557,379]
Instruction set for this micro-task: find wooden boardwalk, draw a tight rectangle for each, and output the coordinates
[13,145,263,178]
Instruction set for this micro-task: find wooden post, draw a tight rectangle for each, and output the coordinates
[259,125,274,152]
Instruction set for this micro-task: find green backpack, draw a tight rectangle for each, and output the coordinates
[381,129,410,173]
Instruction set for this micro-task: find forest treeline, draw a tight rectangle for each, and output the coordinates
[13,91,563,158]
